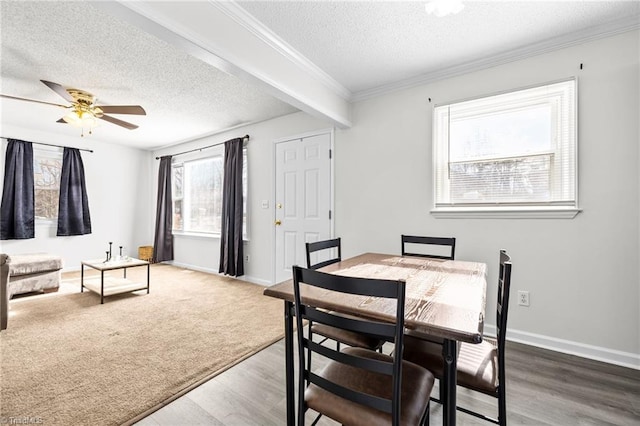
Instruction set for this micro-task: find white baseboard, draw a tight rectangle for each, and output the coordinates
[485,325,640,370]
[166,261,271,287]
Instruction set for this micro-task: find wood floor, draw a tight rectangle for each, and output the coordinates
[135,338,640,425]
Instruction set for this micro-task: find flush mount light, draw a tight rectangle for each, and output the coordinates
[425,0,465,17]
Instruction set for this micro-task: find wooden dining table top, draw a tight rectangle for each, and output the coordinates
[263,252,488,344]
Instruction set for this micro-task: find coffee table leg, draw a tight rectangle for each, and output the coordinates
[100,270,104,304]
[81,264,84,293]
[146,263,150,294]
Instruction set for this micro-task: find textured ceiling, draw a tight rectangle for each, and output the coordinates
[0,1,638,150]
[0,1,298,150]
[238,0,640,94]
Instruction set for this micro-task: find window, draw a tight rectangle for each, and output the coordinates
[172,149,247,236]
[34,147,63,220]
[432,79,578,218]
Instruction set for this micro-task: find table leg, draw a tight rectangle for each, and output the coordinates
[442,338,458,426]
[124,267,127,279]
[80,264,84,293]
[100,270,105,304]
[146,263,150,294]
[284,301,295,426]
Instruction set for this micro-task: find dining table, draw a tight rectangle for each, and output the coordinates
[263,252,487,426]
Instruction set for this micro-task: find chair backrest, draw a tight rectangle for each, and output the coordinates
[292,265,406,425]
[401,234,456,260]
[496,250,512,384]
[305,237,341,270]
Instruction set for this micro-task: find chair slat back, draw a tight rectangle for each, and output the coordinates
[496,249,512,348]
[401,234,456,260]
[292,266,406,425]
[306,238,341,270]
[496,249,512,398]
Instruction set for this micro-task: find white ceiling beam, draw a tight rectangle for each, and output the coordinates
[96,1,351,128]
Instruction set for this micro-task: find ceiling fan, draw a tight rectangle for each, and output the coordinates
[1,80,146,136]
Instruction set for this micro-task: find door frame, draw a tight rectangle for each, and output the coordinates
[272,128,335,284]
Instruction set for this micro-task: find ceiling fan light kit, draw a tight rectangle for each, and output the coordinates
[0,80,146,137]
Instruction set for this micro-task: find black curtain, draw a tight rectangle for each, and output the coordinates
[219,138,244,277]
[153,156,174,262]
[0,139,34,240]
[57,147,92,236]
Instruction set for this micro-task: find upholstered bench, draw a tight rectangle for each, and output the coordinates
[1,253,63,331]
[8,253,63,299]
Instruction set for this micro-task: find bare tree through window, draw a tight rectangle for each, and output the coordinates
[34,148,63,220]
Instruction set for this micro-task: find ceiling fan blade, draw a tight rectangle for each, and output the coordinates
[1,94,68,108]
[99,114,139,130]
[40,80,74,103]
[98,105,146,115]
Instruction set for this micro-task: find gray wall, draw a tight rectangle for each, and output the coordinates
[334,30,639,364]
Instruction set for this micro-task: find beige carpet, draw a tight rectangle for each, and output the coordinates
[0,264,284,425]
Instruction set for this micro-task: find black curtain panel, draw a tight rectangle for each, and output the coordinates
[153,156,174,262]
[0,139,35,240]
[57,147,92,236]
[219,138,244,277]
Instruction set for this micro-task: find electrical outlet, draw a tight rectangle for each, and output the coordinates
[518,290,530,307]
[245,254,250,263]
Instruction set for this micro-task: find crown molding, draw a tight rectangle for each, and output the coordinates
[213,1,352,101]
[352,14,640,103]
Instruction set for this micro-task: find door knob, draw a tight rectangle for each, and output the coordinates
[275,220,282,226]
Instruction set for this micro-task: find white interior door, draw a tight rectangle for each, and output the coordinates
[274,132,332,284]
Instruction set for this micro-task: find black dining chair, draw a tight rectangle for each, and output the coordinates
[292,265,434,426]
[305,238,385,353]
[401,234,457,392]
[402,249,513,426]
[306,238,342,271]
[401,235,456,260]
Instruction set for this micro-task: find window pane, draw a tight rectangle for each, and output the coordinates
[34,149,62,220]
[185,157,222,233]
[173,165,183,198]
[450,104,552,161]
[450,155,551,203]
[173,199,183,231]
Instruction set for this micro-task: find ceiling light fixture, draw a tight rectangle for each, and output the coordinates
[425,0,464,17]
[62,107,99,137]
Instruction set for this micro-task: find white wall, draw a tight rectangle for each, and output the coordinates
[152,112,331,285]
[0,130,153,270]
[334,31,639,365]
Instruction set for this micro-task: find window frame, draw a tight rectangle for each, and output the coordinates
[170,147,248,239]
[431,78,581,219]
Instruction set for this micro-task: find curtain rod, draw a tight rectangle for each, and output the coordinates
[1,137,94,153]
[155,134,249,160]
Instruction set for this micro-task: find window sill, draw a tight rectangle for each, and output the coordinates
[430,206,582,219]
[172,231,249,241]
[173,231,219,239]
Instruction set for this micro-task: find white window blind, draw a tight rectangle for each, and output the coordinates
[433,79,577,214]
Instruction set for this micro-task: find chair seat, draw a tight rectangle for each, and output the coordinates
[305,347,435,426]
[311,312,385,350]
[403,335,499,395]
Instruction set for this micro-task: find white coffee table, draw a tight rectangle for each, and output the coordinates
[81,258,150,304]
